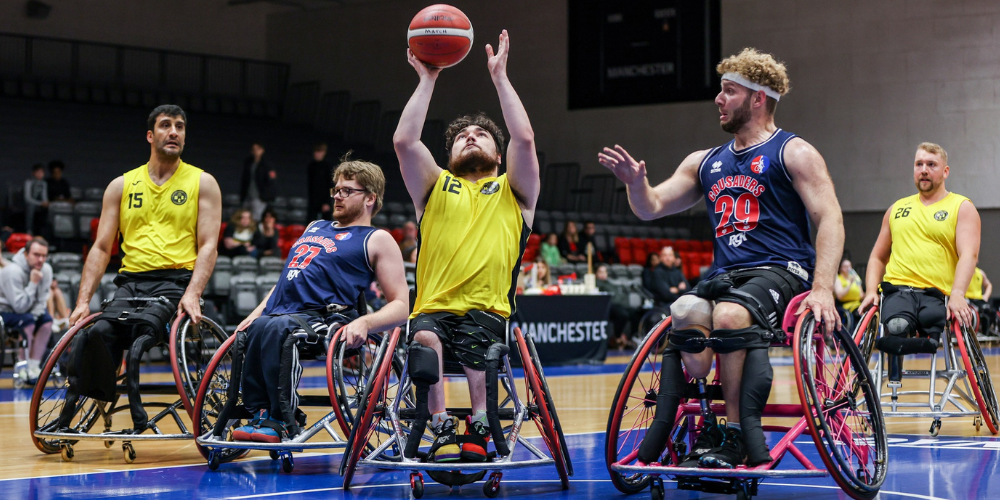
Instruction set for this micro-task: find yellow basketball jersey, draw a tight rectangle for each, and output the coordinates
[966,267,984,300]
[119,162,202,273]
[837,274,862,312]
[883,192,970,295]
[411,171,528,318]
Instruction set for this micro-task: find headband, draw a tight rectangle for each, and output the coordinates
[721,72,781,101]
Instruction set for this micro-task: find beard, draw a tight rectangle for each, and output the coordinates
[155,141,184,158]
[448,148,499,177]
[334,200,366,224]
[916,177,940,193]
[720,97,752,134]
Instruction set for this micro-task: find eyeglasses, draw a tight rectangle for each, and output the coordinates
[332,187,368,198]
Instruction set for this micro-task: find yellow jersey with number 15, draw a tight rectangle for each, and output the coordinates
[883,192,970,295]
[411,170,529,319]
[119,161,202,273]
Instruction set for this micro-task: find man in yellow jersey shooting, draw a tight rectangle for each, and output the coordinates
[394,30,539,463]
[59,105,222,432]
[860,142,980,381]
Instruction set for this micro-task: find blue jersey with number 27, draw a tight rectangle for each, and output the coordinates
[697,128,815,286]
[264,221,376,315]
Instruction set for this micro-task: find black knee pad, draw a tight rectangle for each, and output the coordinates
[667,328,712,353]
[408,344,440,386]
[709,326,773,354]
[885,316,913,337]
[638,349,686,464]
[740,348,774,466]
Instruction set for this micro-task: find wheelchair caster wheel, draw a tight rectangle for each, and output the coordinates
[208,451,220,471]
[483,472,502,498]
[281,453,293,473]
[123,443,136,463]
[60,445,74,462]
[929,420,941,437]
[269,450,279,460]
[974,416,983,432]
[410,472,424,499]
[104,440,115,449]
[649,476,664,500]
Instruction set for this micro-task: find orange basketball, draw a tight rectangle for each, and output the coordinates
[407,4,474,68]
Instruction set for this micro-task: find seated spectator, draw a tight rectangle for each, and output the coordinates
[0,237,54,383]
[399,220,418,263]
[46,160,74,202]
[524,258,553,290]
[222,208,257,258]
[47,275,70,333]
[579,221,603,261]
[558,220,586,263]
[642,246,688,308]
[834,257,863,326]
[596,263,640,349]
[253,208,280,257]
[24,164,49,236]
[539,233,563,267]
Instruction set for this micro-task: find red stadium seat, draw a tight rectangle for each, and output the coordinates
[5,233,31,253]
[283,224,307,240]
[527,233,541,247]
[390,228,404,243]
[643,238,660,253]
[632,247,648,266]
[614,237,631,249]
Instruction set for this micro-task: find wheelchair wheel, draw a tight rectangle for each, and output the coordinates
[340,327,402,490]
[516,327,571,486]
[852,306,879,363]
[794,310,887,500]
[28,313,118,453]
[328,328,388,436]
[171,314,230,419]
[954,321,1000,434]
[605,316,671,494]
[191,334,251,463]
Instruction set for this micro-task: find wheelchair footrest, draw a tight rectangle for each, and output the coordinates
[678,477,758,496]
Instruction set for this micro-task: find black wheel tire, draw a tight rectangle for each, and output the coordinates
[281,455,293,473]
[412,476,424,499]
[208,452,220,471]
[269,450,279,460]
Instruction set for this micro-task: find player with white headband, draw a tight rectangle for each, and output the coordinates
[599,48,844,469]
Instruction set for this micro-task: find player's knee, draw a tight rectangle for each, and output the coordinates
[670,295,712,331]
[886,316,912,337]
[712,302,752,330]
[412,330,439,348]
[408,344,440,385]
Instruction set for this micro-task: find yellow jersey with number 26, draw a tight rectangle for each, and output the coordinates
[119,161,202,273]
[883,192,970,296]
[411,170,529,319]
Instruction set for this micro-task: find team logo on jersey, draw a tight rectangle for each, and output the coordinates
[934,210,948,221]
[710,161,723,173]
[728,232,747,248]
[480,181,500,195]
[750,155,770,174]
[335,232,352,241]
[171,190,187,205]
[287,269,301,280]
[786,261,809,281]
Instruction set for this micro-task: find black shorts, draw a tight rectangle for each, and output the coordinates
[409,310,506,371]
[714,266,808,331]
[880,284,946,339]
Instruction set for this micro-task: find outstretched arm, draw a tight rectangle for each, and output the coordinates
[948,200,981,327]
[487,30,540,226]
[597,146,706,219]
[179,172,222,324]
[342,231,409,348]
[393,50,444,215]
[785,138,845,334]
[70,177,123,326]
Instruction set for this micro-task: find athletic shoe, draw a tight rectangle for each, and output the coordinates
[251,412,288,444]
[678,423,725,467]
[233,409,266,441]
[460,416,491,462]
[429,416,461,462]
[699,427,747,469]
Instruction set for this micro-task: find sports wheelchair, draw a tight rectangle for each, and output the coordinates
[29,297,229,463]
[338,322,572,498]
[606,293,887,500]
[0,316,41,389]
[854,300,999,436]
[194,310,400,472]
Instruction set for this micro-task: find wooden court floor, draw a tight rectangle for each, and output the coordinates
[1,342,999,495]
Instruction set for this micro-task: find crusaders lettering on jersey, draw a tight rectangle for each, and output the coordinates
[707,175,766,202]
[293,235,337,253]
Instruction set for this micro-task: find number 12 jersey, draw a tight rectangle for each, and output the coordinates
[697,128,815,286]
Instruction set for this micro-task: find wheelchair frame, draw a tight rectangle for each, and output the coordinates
[606,294,888,500]
[0,315,34,388]
[855,302,1000,436]
[193,323,394,472]
[338,321,572,498]
[28,300,229,463]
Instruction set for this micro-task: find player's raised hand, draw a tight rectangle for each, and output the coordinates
[486,29,509,80]
[599,145,647,186]
[407,48,441,80]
